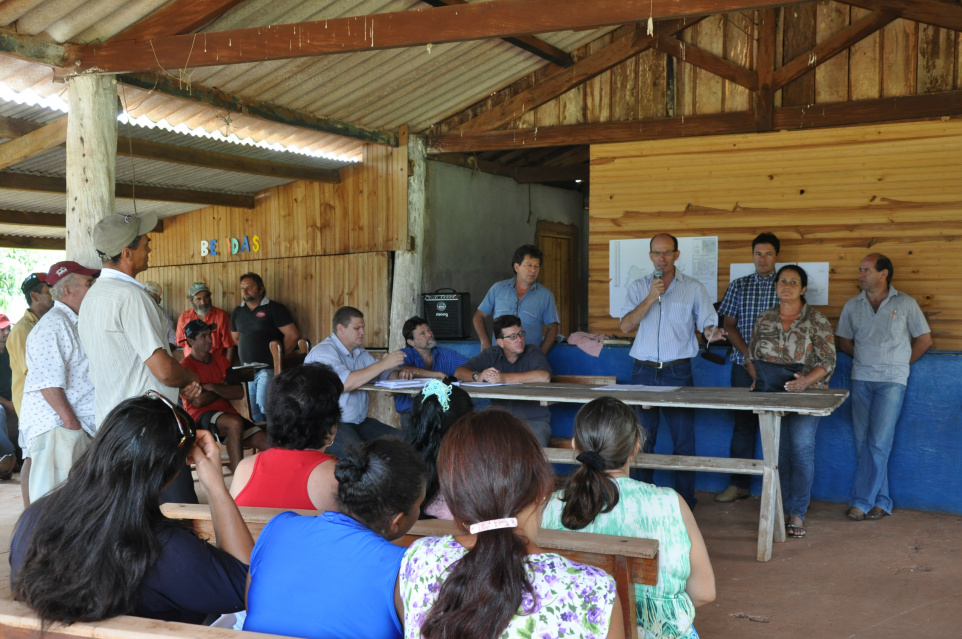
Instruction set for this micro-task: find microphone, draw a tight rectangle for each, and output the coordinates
[653,269,663,302]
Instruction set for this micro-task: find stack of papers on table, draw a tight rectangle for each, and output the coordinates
[592,384,681,392]
[454,382,522,387]
[375,379,431,389]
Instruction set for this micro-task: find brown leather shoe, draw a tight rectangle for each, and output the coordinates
[865,506,890,520]
[714,485,750,503]
[846,506,866,521]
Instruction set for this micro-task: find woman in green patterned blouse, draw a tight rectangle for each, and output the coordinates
[543,397,715,639]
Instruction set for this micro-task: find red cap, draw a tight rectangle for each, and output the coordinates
[0,314,11,329]
[46,261,101,286]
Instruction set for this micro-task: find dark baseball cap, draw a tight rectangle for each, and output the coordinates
[20,272,47,295]
[182,319,217,342]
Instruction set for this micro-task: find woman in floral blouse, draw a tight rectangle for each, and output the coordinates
[745,264,836,539]
[394,409,624,639]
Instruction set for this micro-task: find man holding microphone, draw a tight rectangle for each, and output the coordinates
[620,233,725,508]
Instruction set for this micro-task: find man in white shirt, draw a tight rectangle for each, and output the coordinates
[21,262,100,501]
[79,212,202,503]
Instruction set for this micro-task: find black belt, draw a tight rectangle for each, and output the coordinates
[637,358,689,369]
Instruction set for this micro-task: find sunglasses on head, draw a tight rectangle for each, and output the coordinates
[143,390,195,448]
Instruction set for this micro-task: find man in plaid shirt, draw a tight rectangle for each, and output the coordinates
[715,232,781,503]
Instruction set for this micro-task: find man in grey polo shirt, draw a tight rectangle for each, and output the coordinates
[473,244,561,354]
[455,314,552,445]
[304,306,404,457]
[79,212,202,503]
[837,253,931,522]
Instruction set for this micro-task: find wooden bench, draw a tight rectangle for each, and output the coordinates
[0,597,287,639]
[162,502,659,638]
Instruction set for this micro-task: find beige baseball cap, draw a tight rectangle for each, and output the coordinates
[93,212,158,257]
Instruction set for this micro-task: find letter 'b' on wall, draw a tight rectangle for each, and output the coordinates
[200,240,209,257]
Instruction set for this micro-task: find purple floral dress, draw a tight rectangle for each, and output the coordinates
[398,535,617,639]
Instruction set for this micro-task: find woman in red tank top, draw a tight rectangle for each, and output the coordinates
[231,364,343,510]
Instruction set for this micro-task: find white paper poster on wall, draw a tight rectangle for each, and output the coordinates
[728,262,830,307]
[609,236,719,318]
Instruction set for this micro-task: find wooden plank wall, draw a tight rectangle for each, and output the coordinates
[431,3,961,133]
[140,143,408,349]
[588,120,962,350]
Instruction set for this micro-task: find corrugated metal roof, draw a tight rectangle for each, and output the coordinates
[1,0,615,154]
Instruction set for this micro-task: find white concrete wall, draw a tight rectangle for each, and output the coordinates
[421,160,587,333]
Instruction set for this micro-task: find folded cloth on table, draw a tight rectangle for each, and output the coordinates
[567,332,606,357]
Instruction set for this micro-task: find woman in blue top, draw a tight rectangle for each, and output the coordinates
[244,436,428,639]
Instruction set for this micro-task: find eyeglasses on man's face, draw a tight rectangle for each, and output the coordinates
[501,331,526,341]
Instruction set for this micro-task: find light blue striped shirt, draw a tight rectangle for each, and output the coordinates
[620,271,718,362]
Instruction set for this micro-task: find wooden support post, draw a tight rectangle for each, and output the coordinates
[65,75,119,268]
[389,127,424,351]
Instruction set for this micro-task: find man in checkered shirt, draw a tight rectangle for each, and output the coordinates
[715,232,781,503]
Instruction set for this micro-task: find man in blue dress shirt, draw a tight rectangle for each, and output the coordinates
[473,244,560,354]
[620,233,725,509]
[388,316,467,424]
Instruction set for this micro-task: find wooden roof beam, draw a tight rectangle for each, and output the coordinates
[0,234,64,250]
[772,9,898,90]
[456,18,704,135]
[839,0,962,31]
[653,35,758,90]
[64,0,795,75]
[419,0,573,67]
[109,0,248,43]
[426,90,961,151]
[0,209,65,227]
[513,164,588,183]
[0,114,341,181]
[0,172,255,208]
[0,117,68,171]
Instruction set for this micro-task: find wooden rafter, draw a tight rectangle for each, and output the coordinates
[653,35,759,90]
[0,117,68,171]
[0,234,64,250]
[0,172,255,209]
[839,0,962,31]
[0,28,64,67]
[419,0,573,67]
[455,18,703,135]
[0,114,341,181]
[64,0,792,75]
[116,138,342,183]
[118,74,397,147]
[513,164,588,183]
[772,9,898,90]
[0,115,49,140]
[0,209,65,227]
[109,0,248,42]
[425,91,961,152]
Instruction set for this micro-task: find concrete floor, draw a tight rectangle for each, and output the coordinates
[0,474,958,638]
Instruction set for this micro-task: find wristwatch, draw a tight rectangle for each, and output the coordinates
[472,371,479,381]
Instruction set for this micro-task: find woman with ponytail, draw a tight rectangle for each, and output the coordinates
[244,436,427,639]
[542,397,715,639]
[406,379,473,519]
[396,409,624,639]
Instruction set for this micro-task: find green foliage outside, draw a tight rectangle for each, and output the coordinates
[0,248,66,319]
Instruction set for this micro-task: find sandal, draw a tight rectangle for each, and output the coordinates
[786,524,806,538]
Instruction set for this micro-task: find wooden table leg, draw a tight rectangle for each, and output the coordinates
[756,411,785,561]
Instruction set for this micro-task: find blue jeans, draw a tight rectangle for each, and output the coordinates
[779,413,820,520]
[729,364,757,489]
[631,359,696,509]
[249,368,275,422]
[328,417,398,459]
[0,409,16,458]
[850,380,906,514]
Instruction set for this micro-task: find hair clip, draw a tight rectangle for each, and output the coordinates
[468,517,518,534]
[420,379,452,412]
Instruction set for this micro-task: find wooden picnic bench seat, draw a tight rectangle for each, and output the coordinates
[161,502,659,638]
[0,597,287,639]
